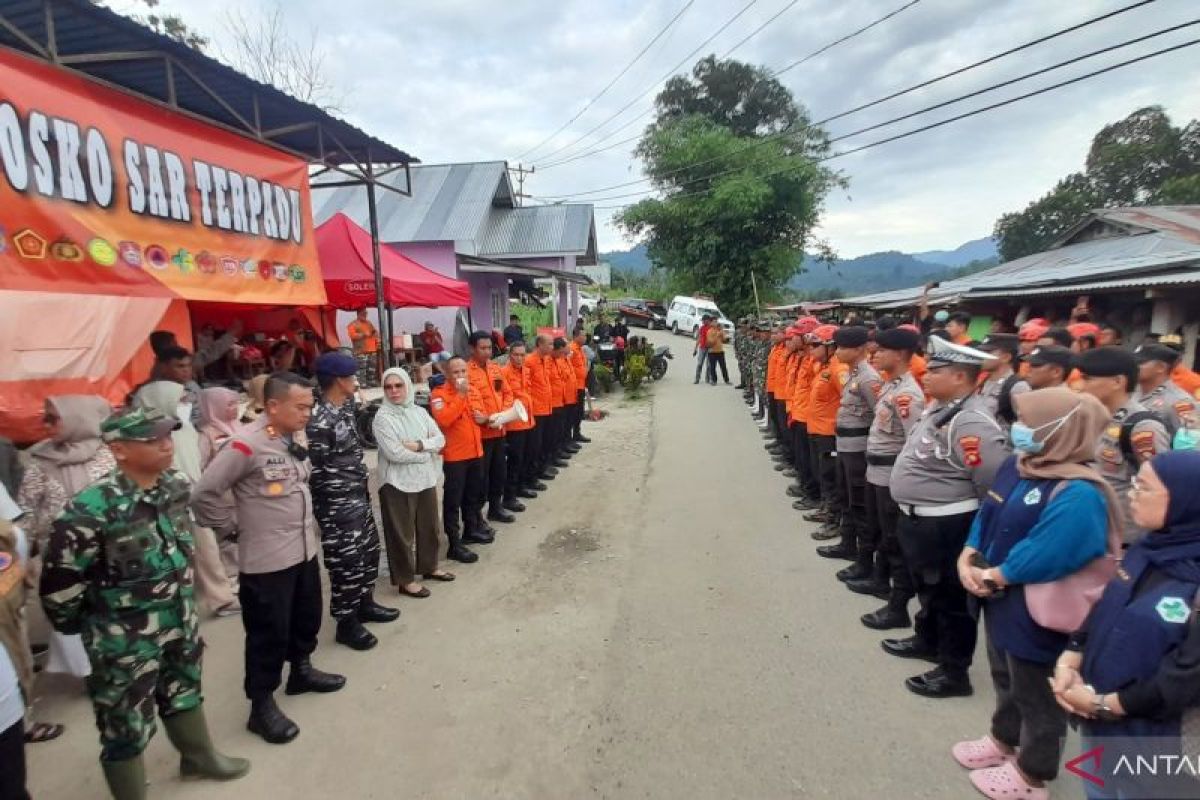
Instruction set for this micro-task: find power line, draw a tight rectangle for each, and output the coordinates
[536,13,1191,200]
[512,1,696,162]
[573,36,1200,209]
[538,0,928,170]
[720,0,805,58]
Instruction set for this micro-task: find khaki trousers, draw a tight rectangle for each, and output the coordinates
[378,484,441,586]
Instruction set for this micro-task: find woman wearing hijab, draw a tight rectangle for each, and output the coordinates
[134,382,240,617]
[1052,450,1200,799]
[198,388,243,591]
[373,367,455,598]
[17,396,113,740]
[953,387,1119,800]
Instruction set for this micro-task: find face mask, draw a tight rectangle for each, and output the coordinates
[1174,427,1199,451]
[1010,405,1080,454]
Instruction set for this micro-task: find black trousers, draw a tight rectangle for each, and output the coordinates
[809,434,838,510]
[985,615,1067,782]
[572,390,586,437]
[531,416,550,474]
[442,458,483,542]
[837,448,868,553]
[867,483,915,605]
[791,422,819,498]
[240,556,322,700]
[504,428,531,500]
[475,437,507,514]
[895,510,978,678]
[773,400,794,460]
[706,352,729,383]
[0,720,28,800]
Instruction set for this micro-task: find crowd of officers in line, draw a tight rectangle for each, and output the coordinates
[5,326,598,800]
[731,312,1199,700]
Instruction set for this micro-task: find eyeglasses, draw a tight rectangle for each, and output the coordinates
[1129,479,1164,497]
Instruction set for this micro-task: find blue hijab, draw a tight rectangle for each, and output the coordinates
[1138,450,1200,582]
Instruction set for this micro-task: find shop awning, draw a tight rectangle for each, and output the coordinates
[317,213,471,309]
[457,253,594,285]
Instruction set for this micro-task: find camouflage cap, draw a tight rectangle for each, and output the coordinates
[101,406,181,443]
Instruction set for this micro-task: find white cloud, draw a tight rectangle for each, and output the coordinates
[150,0,1200,258]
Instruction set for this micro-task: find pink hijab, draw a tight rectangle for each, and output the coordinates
[199,387,242,440]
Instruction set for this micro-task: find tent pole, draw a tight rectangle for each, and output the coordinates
[365,165,394,370]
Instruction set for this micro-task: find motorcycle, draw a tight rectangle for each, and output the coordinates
[354,397,383,448]
[649,345,673,381]
[593,335,618,371]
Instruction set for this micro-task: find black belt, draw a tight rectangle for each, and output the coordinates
[836,426,870,437]
[866,454,897,466]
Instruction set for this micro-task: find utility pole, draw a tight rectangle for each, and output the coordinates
[510,163,535,206]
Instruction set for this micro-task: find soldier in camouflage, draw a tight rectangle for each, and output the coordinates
[751,322,772,422]
[39,407,248,799]
[734,319,751,391]
[308,353,399,652]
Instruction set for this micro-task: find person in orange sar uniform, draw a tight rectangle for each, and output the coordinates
[770,328,804,475]
[763,327,789,438]
[428,357,484,564]
[1015,318,1049,378]
[500,339,539,509]
[465,330,517,525]
[524,335,557,482]
[568,329,592,444]
[802,324,847,534]
[787,317,822,509]
[1159,334,1200,397]
[550,338,577,466]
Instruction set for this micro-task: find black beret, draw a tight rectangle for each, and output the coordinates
[832,325,870,348]
[1135,343,1181,365]
[977,333,1019,356]
[874,327,920,352]
[1026,345,1073,370]
[1076,346,1137,377]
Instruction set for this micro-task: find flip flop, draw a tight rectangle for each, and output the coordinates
[24,722,65,744]
[422,572,456,582]
[953,736,1015,770]
[968,761,1048,800]
[398,585,431,598]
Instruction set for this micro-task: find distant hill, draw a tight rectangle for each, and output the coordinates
[911,237,999,267]
[603,243,652,274]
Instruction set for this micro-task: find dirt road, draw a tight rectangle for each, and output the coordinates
[27,330,1080,798]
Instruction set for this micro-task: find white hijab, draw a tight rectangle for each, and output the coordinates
[134,381,203,483]
[375,367,430,441]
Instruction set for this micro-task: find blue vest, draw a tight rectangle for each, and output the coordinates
[976,457,1069,664]
[1081,544,1199,738]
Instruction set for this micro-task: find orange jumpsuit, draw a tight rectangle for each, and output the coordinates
[467,359,514,441]
[501,361,535,433]
[547,355,566,410]
[790,356,816,425]
[807,356,847,437]
[766,343,788,397]
[429,383,483,462]
[524,353,554,419]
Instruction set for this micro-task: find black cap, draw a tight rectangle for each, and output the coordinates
[977,333,1019,356]
[832,325,870,348]
[1135,343,1181,365]
[874,327,920,352]
[1076,346,1137,377]
[1026,345,1074,370]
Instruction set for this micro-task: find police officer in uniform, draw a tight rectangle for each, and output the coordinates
[42,408,249,796]
[1078,347,1172,543]
[307,353,398,653]
[852,327,925,630]
[1023,345,1072,390]
[975,333,1029,425]
[884,337,1010,698]
[825,326,882,569]
[1134,342,1198,432]
[192,372,346,745]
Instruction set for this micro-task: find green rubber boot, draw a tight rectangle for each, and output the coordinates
[162,706,251,781]
[101,756,147,800]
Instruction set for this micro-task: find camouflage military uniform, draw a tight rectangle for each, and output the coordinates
[40,467,201,762]
[307,396,381,621]
[752,330,770,407]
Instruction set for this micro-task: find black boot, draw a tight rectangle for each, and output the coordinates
[516,488,539,499]
[816,542,855,560]
[845,576,891,599]
[810,520,841,540]
[285,659,347,694]
[802,508,834,524]
[502,499,526,513]
[462,528,494,545]
[861,603,911,630]
[488,509,517,524]
[539,468,558,480]
[527,480,549,492]
[247,695,299,744]
[447,544,478,563]
[836,560,872,582]
[573,433,591,443]
[334,617,377,651]
[358,597,400,624]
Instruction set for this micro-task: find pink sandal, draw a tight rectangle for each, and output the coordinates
[969,761,1049,800]
[952,735,1014,769]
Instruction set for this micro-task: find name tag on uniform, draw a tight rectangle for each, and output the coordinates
[262,466,291,481]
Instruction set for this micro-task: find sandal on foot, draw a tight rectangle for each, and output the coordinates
[24,722,64,744]
[398,585,431,598]
[953,735,1014,769]
[422,572,456,582]
[969,761,1048,800]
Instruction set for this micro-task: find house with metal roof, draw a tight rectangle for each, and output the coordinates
[313,160,597,338]
[838,206,1200,364]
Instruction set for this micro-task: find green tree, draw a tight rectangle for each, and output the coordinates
[995,106,1200,261]
[617,57,839,320]
[98,0,208,50]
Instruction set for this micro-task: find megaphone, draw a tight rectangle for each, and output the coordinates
[491,399,528,427]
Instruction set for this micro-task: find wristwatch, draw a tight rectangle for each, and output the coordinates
[1088,687,1116,720]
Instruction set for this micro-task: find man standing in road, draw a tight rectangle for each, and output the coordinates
[884,338,1009,699]
[466,332,518,525]
[192,372,347,745]
[569,329,592,444]
[347,309,380,387]
[307,353,399,653]
[429,357,486,562]
[706,322,730,385]
[693,314,712,385]
[502,341,539,507]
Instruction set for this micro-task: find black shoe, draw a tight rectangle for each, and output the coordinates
[539,469,558,480]
[573,434,591,443]
[462,530,494,545]
[773,462,789,472]
[802,509,834,523]
[785,485,809,499]
[528,481,549,491]
[488,510,517,524]
[880,636,938,663]
[845,577,891,600]
[836,562,871,582]
[447,545,478,563]
[358,599,401,624]
[861,605,911,630]
[247,696,298,744]
[816,543,855,560]
[502,499,526,513]
[781,468,797,478]
[517,488,539,499]
[285,660,347,695]
[333,618,377,652]
[905,668,973,699]
[810,524,841,541]
[552,459,570,468]
[563,443,581,453]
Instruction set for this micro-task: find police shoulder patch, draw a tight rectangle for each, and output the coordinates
[959,434,982,467]
[896,394,912,419]
[1174,400,1195,418]
[1131,429,1157,459]
[231,441,252,457]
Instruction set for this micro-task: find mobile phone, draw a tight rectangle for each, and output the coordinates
[970,552,1005,597]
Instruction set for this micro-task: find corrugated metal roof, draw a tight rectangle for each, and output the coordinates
[968,266,1200,298]
[478,204,595,258]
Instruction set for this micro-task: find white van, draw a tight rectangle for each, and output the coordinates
[666,295,734,339]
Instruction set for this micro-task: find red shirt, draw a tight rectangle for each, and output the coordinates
[419,330,444,355]
[696,322,711,350]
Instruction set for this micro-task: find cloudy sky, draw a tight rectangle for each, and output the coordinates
[138,0,1200,258]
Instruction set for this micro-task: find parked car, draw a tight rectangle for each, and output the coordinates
[665,295,734,339]
[617,298,667,329]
